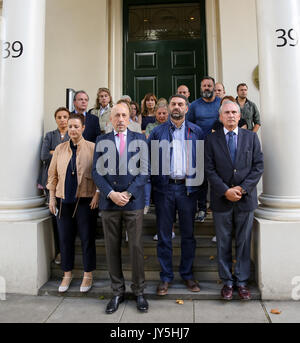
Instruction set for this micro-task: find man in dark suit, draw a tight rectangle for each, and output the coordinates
[205,100,264,300]
[92,103,149,314]
[73,90,101,143]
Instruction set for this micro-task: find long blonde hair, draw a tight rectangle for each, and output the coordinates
[94,87,114,110]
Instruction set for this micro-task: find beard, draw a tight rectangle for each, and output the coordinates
[201,89,214,99]
[170,110,184,121]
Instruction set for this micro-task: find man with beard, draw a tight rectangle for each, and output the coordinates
[148,94,204,296]
[236,83,261,132]
[187,77,221,222]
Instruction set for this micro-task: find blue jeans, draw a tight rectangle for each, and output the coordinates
[144,180,151,206]
[154,184,198,282]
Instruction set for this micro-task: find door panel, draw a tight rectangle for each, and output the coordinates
[124,1,207,104]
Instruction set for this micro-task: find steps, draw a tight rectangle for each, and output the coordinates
[41,209,260,299]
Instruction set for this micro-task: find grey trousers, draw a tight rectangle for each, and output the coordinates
[213,207,254,287]
[101,209,145,296]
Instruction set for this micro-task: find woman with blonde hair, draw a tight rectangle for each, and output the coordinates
[90,87,113,134]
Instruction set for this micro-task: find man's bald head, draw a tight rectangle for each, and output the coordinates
[110,103,130,132]
[177,85,190,100]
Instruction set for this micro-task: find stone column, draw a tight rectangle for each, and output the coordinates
[0,0,49,221]
[0,0,53,295]
[253,0,300,299]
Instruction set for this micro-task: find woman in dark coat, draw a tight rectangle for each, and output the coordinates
[39,107,70,264]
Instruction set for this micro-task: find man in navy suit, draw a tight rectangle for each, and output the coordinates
[205,100,264,300]
[148,94,204,296]
[92,103,149,314]
[73,90,101,143]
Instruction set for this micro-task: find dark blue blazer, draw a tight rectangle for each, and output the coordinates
[205,128,264,212]
[92,129,149,211]
[72,111,101,143]
[148,119,204,195]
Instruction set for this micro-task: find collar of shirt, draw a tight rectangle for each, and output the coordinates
[169,119,185,131]
[114,129,128,138]
[223,126,239,136]
[74,110,87,117]
[100,105,110,115]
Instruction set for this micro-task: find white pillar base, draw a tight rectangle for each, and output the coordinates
[0,217,54,295]
[252,218,300,300]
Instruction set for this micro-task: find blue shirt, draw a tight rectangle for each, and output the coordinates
[170,120,186,179]
[224,127,238,148]
[187,97,221,138]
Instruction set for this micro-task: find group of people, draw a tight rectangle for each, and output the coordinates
[39,76,264,315]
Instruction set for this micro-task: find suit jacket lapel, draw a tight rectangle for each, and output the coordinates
[235,127,244,166]
[216,129,233,166]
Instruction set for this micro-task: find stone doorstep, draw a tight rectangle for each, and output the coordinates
[39,280,260,300]
[74,235,224,256]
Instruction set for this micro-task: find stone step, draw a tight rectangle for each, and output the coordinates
[39,279,260,300]
[51,254,253,282]
[96,214,216,236]
[75,235,222,256]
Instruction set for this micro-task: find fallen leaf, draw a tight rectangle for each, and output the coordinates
[209,256,215,260]
[270,309,281,315]
[217,280,222,284]
[176,299,184,305]
[99,296,105,300]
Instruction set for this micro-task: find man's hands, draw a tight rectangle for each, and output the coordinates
[109,191,131,207]
[225,186,243,202]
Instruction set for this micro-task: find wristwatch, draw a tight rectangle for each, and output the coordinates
[126,191,132,199]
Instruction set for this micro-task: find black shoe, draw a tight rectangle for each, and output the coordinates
[136,295,149,312]
[105,295,124,314]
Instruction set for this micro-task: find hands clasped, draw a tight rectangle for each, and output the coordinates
[109,191,131,207]
[225,186,243,202]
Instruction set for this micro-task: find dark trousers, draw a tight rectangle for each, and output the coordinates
[101,209,145,296]
[154,184,198,282]
[56,198,96,272]
[213,207,254,287]
[197,178,208,212]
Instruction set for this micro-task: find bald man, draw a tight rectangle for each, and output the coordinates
[177,85,191,108]
[92,103,149,314]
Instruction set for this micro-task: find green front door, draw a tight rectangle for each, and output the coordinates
[123,0,207,104]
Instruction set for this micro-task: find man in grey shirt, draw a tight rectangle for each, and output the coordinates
[236,83,261,132]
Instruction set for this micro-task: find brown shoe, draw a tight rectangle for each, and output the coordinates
[221,285,233,300]
[238,286,251,300]
[185,279,200,292]
[157,281,169,296]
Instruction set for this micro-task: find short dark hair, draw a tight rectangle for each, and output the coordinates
[237,83,248,92]
[69,113,85,126]
[54,107,70,119]
[73,90,89,101]
[168,94,188,105]
[201,76,215,86]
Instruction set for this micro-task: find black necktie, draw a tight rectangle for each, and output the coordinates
[227,131,236,164]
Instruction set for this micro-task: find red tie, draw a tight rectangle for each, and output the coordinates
[118,132,125,156]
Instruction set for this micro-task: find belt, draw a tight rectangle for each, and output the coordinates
[169,178,186,185]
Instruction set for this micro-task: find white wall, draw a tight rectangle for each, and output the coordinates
[218,0,259,106]
[44,0,109,132]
